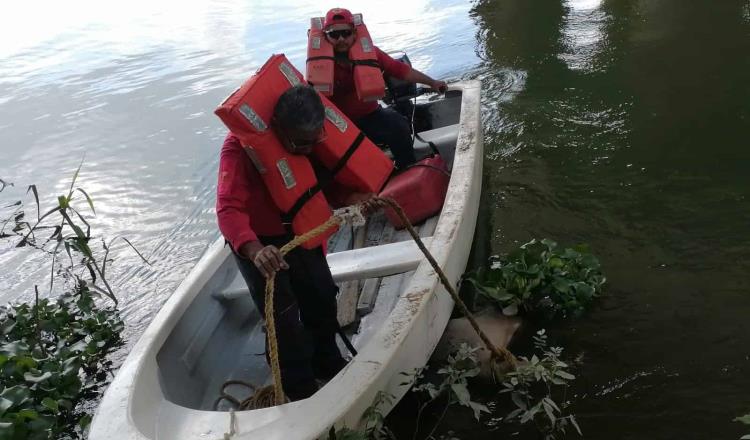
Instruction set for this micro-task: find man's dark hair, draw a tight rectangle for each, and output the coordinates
[273,85,325,133]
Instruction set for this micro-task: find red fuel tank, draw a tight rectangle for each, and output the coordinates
[379,155,450,229]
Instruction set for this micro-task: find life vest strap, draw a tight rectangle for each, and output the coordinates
[306,57,381,70]
[351,59,381,69]
[281,132,367,227]
[307,55,336,62]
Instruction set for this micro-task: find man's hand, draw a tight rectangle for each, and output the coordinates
[430,80,448,94]
[403,68,448,94]
[239,240,289,278]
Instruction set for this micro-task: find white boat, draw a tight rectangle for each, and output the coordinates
[90,80,483,440]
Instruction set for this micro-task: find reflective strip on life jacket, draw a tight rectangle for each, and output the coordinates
[215,54,393,248]
[305,12,387,102]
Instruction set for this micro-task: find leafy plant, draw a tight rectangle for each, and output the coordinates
[329,392,396,440]
[735,412,750,439]
[1,163,148,304]
[468,239,606,319]
[0,281,124,440]
[0,171,141,439]
[500,330,580,439]
[403,343,489,440]
[330,344,486,440]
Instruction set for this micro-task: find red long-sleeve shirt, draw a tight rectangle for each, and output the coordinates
[216,133,354,251]
[330,46,410,121]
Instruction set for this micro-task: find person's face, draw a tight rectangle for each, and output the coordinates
[325,24,356,53]
[278,126,327,156]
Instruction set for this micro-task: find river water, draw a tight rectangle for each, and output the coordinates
[1,0,748,438]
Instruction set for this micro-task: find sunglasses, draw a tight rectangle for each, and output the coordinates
[325,29,353,40]
[286,127,328,153]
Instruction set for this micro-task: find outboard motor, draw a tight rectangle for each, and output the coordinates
[384,51,432,132]
[384,51,418,106]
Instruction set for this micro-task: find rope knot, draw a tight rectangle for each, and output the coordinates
[333,204,366,227]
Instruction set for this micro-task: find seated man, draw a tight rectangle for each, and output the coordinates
[216,85,372,400]
[320,7,447,169]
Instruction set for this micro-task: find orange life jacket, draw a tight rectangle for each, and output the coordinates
[215,54,393,249]
[306,13,386,102]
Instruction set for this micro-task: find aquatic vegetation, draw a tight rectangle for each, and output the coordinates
[330,344,486,440]
[1,163,147,304]
[332,336,579,440]
[499,330,580,439]
[406,343,489,438]
[329,392,396,440]
[735,412,750,439]
[0,169,141,439]
[468,239,606,319]
[0,282,123,440]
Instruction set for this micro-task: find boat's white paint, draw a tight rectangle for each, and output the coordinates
[328,237,433,282]
[89,81,483,440]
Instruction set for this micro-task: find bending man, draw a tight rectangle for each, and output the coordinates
[216,85,373,400]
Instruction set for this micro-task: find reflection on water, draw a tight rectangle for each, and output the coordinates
[559,0,607,71]
[467,0,750,438]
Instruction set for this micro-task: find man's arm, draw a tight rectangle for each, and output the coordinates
[216,134,289,277]
[216,134,259,252]
[402,69,447,93]
[375,47,447,92]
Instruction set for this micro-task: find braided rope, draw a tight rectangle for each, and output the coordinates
[265,215,344,405]
[372,197,517,369]
[223,197,516,414]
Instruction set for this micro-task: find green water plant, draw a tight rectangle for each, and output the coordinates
[0,282,124,440]
[411,344,489,421]
[402,343,488,440]
[2,163,147,304]
[468,239,606,319]
[735,412,750,439]
[329,392,396,440]
[330,344,486,440]
[1,170,142,439]
[500,330,580,439]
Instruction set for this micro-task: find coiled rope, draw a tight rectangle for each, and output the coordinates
[218,197,516,415]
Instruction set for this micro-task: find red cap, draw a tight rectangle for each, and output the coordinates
[324,8,354,29]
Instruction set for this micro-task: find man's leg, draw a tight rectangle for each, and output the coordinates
[232,247,317,401]
[356,107,417,169]
[285,246,347,381]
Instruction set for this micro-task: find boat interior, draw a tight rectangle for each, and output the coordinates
[156,88,464,411]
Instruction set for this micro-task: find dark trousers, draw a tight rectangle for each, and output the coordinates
[356,107,417,169]
[232,236,344,400]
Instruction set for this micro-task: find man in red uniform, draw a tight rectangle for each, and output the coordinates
[322,7,447,169]
[216,85,371,400]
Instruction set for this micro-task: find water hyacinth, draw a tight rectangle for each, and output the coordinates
[1,171,132,439]
[0,282,124,440]
[468,239,606,319]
